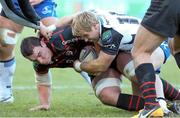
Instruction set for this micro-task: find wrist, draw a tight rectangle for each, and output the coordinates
[74,61,82,71]
[47,24,56,31]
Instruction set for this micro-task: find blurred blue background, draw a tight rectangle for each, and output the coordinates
[55,0,150,18]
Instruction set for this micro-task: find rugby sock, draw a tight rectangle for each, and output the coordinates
[174,52,180,69]
[135,63,159,110]
[0,58,16,100]
[116,93,144,111]
[80,71,92,85]
[161,79,180,101]
[157,97,170,113]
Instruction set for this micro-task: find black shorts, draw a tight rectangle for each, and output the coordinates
[141,0,180,37]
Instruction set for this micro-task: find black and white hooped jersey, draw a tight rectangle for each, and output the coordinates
[90,9,140,55]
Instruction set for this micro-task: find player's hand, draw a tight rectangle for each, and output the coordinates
[29,105,50,111]
[39,22,53,40]
[29,0,43,6]
[73,60,82,72]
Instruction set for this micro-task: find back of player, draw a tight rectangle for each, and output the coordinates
[34,26,93,74]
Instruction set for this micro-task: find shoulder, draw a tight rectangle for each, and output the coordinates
[101,29,123,44]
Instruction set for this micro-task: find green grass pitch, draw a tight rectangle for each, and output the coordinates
[0,28,180,117]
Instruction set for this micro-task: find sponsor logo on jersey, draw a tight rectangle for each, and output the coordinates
[42,6,52,14]
[102,44,116,49]
[102,30,112,42]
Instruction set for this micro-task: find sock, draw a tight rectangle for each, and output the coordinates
[135,63,159,110]
[174,52,180,69]
[80,71,92,85]
[0,58,16,99]
[161,78,180,101]
[155,75,164,98]
[116,93,144,111]
[157,97,170,113]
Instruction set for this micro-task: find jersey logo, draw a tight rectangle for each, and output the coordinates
[102,30,112,42]
[42,6,52,14]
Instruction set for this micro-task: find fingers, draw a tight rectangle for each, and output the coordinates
[40,30,52,40]
[47,31,53,38]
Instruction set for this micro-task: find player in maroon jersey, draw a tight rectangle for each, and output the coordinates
[20,26,180,116]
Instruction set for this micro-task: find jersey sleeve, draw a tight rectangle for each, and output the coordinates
[33,63,49,74]
[100,29,122,55]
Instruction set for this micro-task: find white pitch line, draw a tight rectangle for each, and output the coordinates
[13,84,132,90]
[13,84,180,90]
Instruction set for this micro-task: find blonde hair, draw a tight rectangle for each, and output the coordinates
[71,11,99,36]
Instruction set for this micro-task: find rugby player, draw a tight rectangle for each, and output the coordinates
[48,10,180,116]
[0,0,57,103]
[131,0,180,117]
[21,25,180,116]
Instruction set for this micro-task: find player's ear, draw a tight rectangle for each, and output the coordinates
[40,41,47,47]
[94,23,99,30]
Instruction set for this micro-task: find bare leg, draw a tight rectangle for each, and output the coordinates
[131,25,165,110]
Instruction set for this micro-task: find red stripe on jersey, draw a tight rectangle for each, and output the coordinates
[53,29,64,35]
[59,34,68,48]
[50,43,56,53]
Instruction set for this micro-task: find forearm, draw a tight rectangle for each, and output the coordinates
[37,84,51,106]
[55,15,74,27]
[80,60,108,74]
[29,0,44,6]
[35,71,52,106]
[75,51,115,74]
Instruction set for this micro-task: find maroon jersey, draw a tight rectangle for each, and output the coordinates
[33,26,93,74]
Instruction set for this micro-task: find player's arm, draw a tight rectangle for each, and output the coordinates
[29,0,44,6]
[81,51,115,74]
[55,14,76,27]
[39,14,76,39]
[74,29,121,74]
[30,68,52,111]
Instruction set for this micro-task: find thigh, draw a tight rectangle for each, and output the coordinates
[116,51,132,74]
[0,16,23,32]
[132,25,165,66]
[92,68,121,88]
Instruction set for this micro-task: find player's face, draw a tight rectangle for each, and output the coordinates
[81,24,100,42]
[27,43,53,65]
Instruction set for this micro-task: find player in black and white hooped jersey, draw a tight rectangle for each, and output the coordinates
[23,10,180,116]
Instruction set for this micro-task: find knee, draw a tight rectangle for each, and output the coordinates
[98,87,120,105]
[98,88,112,105]
[94,78,121,105]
